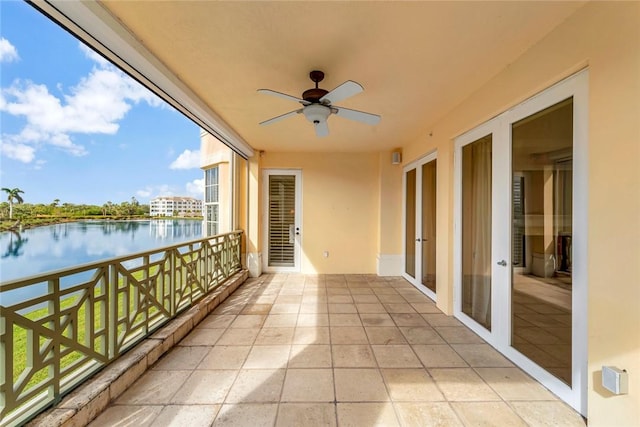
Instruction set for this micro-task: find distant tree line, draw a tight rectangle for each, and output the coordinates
[0,197,149,220]
[0,188,203,232]
[0,189,150,223]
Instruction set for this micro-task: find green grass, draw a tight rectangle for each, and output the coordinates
[12,291,108,392]
[9,263,194,392]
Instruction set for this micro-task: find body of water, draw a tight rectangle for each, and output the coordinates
[0,219,204,283]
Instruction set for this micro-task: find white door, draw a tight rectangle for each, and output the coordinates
[454,120,500,337]
[454,70,588,415]
[403,152,438,300]
[263,170,302,272]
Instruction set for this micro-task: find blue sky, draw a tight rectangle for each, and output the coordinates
[0,1,204,206]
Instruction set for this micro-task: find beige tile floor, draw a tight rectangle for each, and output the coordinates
[90,274,585,427]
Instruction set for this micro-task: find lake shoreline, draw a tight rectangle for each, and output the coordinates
[0,219,206,285]
[0,216,203,233]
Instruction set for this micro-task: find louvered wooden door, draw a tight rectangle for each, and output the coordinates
[263,170,302,272]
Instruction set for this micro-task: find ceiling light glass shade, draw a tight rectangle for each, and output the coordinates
[303,104,331,124]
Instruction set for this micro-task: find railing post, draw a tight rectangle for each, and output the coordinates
[223,235,227,278]
[169,250,176,316]
[0,308,8,412]
[189,243,195,304]
[142,255,149,334]
[235,231,241,270]
[228,233,233,272]
[48,278,61,400]
[203,239,209,293]
[108,264,117,359]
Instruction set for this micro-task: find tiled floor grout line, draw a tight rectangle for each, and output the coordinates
[382,282,454,426]
[87,274,585,426]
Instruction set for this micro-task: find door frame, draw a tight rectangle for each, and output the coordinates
[262,169,303,273]
[453,69,588,415]
[402,150,438,300]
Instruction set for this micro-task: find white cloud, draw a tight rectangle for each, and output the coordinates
[136,184,176,200]
[186,178,204,198]
[0,42,162,163]
[136,180,203,201]
[0,140,35,163]
[169,149,201,169]
[136,189,152,198]
[0,38,19,63]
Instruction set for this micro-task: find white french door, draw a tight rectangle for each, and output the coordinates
[454,70,588,415]
[262,169,302,272]
[403,152,437,300]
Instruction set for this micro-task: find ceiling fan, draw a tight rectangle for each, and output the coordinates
[258,70,381,137]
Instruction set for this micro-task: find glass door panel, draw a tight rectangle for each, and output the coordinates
[511,98,573,386]
[404,154,437,297]
[405,168,417,278]
[461,135,492,330]
[421,160,437,292]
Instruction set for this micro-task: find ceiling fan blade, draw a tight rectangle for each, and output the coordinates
[333,106,381,126]
[257,89,310,105]
[259,109,302,126]
[314,121,329,137]
[320,80,363,105]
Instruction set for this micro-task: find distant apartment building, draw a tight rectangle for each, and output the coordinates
[149,196,203,217]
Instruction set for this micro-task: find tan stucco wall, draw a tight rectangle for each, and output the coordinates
[378,151,403,255]
[261,152,379,274]
[401,2,639,424]
[201,131,233,233]
[200,130,232,169]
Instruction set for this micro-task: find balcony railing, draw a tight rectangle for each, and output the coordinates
[0,230,243,426]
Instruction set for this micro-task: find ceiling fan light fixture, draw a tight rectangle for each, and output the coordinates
[258,70,380,137]
[303,104,331,124]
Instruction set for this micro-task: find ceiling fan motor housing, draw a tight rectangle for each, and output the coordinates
[303,70,329,103]
[302,88,329,103]
[303,104,331,124]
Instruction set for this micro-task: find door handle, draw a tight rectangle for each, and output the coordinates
[497,260,507,267]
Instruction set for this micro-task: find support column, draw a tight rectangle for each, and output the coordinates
[246,155,262,277]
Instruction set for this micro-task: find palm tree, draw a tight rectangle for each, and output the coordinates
[1,187,25,220]
[51,198,60,215]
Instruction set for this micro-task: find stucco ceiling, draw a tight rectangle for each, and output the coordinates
[98,1,585,153]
